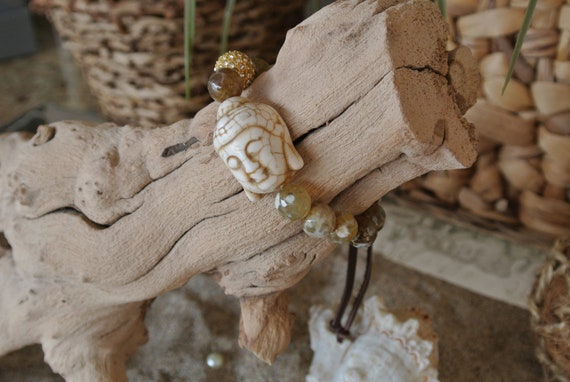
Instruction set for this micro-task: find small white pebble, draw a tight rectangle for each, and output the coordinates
[206,352,224,369]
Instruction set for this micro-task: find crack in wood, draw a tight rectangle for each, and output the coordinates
[401,64,445,78]
[213,189,243,204]
[161,136,200,158]
[125,209,238,285]
[294,68,393,146]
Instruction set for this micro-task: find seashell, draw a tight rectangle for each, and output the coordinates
[498,157,546,193]
[542,155,570,187]
[531,8,559,29]
[521,29,559,58]
[306,296,439,382]
[483,77,534,112]
[494,37,536,84]
[465,100,536,145]
[499,144,543,160]
[512,0,563,10]
[447,0,478,16]
[520,191,570,236]
[546,110,570,134]
[458,186,492,212]
[532,81,570,115]
[479,52,509,79]
[470,162,504,202]
[459,37,491,60]
[554,60,570,83]
[536,58,555,82]
[457,8,524,38]
[559,5,570,30]
[423,170,471,204]
[214,96,304,202]
[558,30,570,61]
[538,125,570,161]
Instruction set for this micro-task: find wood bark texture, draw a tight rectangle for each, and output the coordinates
[0,0,478,380]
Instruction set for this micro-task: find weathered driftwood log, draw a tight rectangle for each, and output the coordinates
[0,0,478,380]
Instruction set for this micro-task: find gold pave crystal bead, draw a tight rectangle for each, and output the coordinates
[330,212,358,244]
[214,50,256,89]
[207,68,244,103]
[275,184,311,220]
[303,203,336,238]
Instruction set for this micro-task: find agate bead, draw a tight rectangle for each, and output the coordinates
[329,212,358,244]
[303,203,336,238]
[351,203,386,247]
[207,68,244,103]
[275,184,311,220]
[352,214,379,248]
[366,202,386,231]
[252,57,270,76]
[214,50,256,88]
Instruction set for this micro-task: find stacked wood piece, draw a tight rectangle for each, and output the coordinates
[31,0,304,127]
[400,0,570,239]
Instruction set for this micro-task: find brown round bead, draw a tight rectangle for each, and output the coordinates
[366,202,386,231]
[351,203,385,248]
[252,57,271,76]
[207,68,244,103]
[352,214,379,248]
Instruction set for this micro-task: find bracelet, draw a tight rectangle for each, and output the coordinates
[207,51,387,339]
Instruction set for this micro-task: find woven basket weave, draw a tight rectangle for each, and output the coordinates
[31,0,304,127]
[530,238,570,381]
[399,0,570,241]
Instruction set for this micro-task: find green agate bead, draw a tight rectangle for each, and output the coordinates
[303,203,336,238]
[329,212,358,244]
[207,68,244,102]
[275,184,312,220]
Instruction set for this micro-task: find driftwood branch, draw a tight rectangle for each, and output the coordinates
[0,0,477,379]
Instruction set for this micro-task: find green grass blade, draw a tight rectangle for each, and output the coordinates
[184,0,196,99]
[220,0,237,55]
[307,0,322,16]
[436,0,446,19]
[502,0,537,94]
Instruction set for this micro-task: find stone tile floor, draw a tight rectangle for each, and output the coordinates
[0,15,547,382]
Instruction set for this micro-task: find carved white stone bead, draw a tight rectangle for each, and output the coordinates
[214,96,304,202]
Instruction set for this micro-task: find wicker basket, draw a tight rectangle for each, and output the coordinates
[31,0,305,127]
[398,0,570,241]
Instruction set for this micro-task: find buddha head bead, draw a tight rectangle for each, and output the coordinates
[214,96,304,202]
